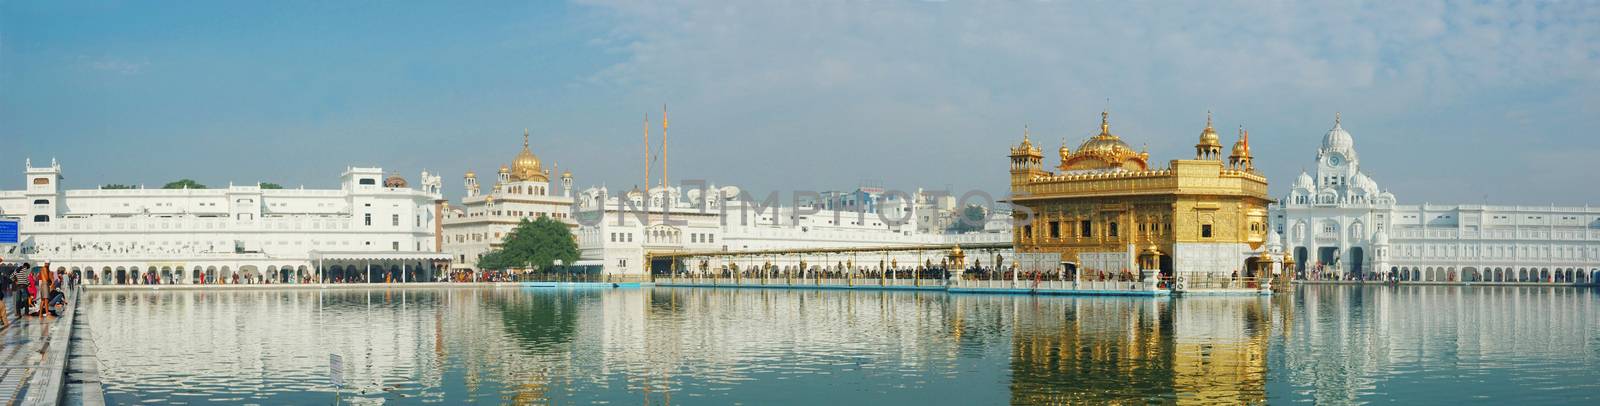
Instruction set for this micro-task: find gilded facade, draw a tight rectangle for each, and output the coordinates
[1009,112,1271,278]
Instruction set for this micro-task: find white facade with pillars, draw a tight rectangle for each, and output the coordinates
[574,184,1012,276]
[0,159,446,284]
[1270,117,1600,283]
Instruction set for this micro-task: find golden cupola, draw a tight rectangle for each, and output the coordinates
[1195,111,1223,160]
[1010,126,1043,158]
[1008,126,1046,181]
[510,128,549,182]
[1229,127,1254,170]
[1060,111,1148,172]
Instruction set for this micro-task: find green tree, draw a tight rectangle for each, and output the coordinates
[477,217,579,271]
[162,179,207,189]
[945,205,989,234]
[100,184,137,189]
[259,183,284,189]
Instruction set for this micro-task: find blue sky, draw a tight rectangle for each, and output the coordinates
[3,1,1598,204]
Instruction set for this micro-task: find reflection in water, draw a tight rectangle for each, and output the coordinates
[1006,296,1272,404]
[81,286,1598,405]
[1271,285,1600,404]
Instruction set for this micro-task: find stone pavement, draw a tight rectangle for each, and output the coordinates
[0,292,76,406]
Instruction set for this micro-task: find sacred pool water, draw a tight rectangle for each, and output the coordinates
[81,286,1597,405]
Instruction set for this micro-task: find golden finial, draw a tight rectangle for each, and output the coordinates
[523,128,530,148]
[1206,110,1213,129]
[1100,110,1110,135]
[1023,124,1030,141]
[1335,112,1341,126]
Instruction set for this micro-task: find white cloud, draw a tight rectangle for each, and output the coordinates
[570,0,1600,202]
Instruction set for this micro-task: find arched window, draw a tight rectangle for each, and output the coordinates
[33,215,49,222]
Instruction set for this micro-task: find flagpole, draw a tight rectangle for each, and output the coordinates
[643,113,651,226]
[661,104,668,194]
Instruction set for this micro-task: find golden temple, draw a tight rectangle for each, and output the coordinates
[1009,111,1271,278]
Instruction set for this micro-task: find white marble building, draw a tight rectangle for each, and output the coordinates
[440,131,576,271]
[0,159,449,284]
[1270,116,1599,283]
[574,184,1013,277]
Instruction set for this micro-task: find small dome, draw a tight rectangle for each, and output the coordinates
[1197,113,1221,147]
[498,165,509,173]
[1352,172,1378,193]
[465,170,476,178]
[1267,228,1282,248]
[1321,113,1357,160]
[1373,229,1390,245]
[1295,171,1313,188]
[383,173,408,188]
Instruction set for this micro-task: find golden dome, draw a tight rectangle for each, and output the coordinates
[1198,112,1221,147]
[465,170,477,178]
[510,129,549,182]
[1230,127,1251,157]
[498,165,509,173]
[1061,111,1148,171]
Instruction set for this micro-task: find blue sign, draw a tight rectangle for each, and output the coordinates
[0,219,17,244]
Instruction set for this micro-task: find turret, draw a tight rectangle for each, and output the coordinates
[420,170,442,195]
[1008,126,1046,186]
[23,158,64,224]
[1228,126,1253,171]
[1195,111,1223,160]
[464,171,480,198]
[561,170,574,198]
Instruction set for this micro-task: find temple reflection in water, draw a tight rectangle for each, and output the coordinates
[81,286,1598,405]
[1005,296,1271,404]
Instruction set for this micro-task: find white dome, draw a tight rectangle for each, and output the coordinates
[1267,228,1283,249]
[1351,172,1378,194]
[1373,229,1390,245]
[1295,171,1314,188]
[1321,117,1358,161]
